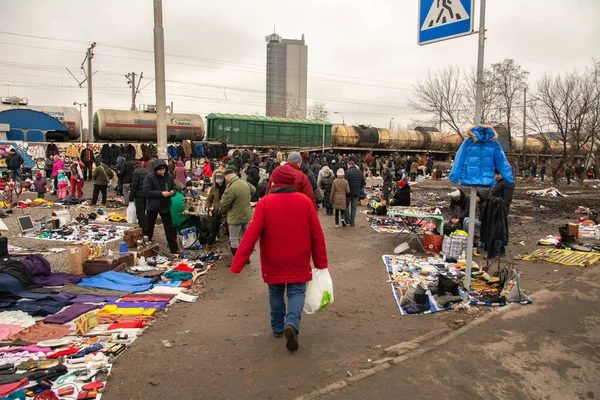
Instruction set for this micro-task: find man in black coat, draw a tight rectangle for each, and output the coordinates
[246,161,260,202]
[143,159,179,253]
[120,155,135,205]
[5,148,24,181]
[129,163,150,233]
[80,145,95,181]
[344,160,366,227]
[489,169,515,213]
[232,153,243,178]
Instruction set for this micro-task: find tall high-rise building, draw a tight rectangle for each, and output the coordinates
[265,33,308,118]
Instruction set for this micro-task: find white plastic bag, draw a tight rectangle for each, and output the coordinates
[126,202,137,224]
[303,268,334,314]
[178,227,197,249]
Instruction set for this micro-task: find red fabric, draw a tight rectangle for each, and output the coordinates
[301,153,308,163]
[230,191,328,284]
[265,164,316,205]
[174,264,194,272]
[120,294,174,302]
[179,280,192,287]
[46,347,80,359]
[203,161,213,178]
[365,154,373,167]
[0,377,29,396]
[107,320,145,330]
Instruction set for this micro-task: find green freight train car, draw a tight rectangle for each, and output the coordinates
[205,113,332,148]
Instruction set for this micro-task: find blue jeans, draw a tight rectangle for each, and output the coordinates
[345,196,359,225]
[268,283,306,334]
[9,168,23,181]
[462,217,481,232]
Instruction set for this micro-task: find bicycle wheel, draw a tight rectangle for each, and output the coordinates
[13,177,22,196]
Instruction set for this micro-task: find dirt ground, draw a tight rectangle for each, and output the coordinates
[3,176,598,399]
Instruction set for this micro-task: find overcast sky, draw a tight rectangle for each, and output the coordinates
[0,0,598,129]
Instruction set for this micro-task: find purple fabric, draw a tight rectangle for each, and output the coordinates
[33,273,82,287]
[20,255,51,277]
[111,301,168,309]
[42,303,99,324]
[57,293,120,303]
[0,345,52,353]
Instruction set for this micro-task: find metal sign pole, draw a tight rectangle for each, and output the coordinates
[463,0,487,300]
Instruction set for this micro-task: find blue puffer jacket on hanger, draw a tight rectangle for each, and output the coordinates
[167,145,178,159]
[449,125,514,187]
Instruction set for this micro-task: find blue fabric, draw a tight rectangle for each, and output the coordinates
[268,283,306,334]
[195,143,205,157]
[167,145,178,159]
[462,218,482,232]
[155,281,181,288]
[450,126,514,187]
[78,271,153,293]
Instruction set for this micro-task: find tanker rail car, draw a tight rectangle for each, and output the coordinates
[93,109,204,142]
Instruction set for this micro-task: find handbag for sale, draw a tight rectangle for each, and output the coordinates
[423,232,443,255]
[75,213,88,225]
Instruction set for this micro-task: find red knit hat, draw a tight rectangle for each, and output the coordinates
[398,180,406,188]
[36,171,42,177]
[271,165,296,186]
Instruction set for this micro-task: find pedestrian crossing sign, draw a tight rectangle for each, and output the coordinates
[418,0,474,45]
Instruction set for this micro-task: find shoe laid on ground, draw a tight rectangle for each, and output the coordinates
[341,219,347,227]
[472,249,481,257]
[284,325,299,352]
[273,331,283,338]
[334,224,340,227]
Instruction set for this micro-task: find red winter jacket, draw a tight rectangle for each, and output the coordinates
[265,163,316,205]
[230,188,328,284]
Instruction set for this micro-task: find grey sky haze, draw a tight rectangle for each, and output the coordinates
[0,0,598,129]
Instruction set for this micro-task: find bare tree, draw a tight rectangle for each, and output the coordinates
[285,94,303,119]
[582,60,600,167]
[409,65,466,137]
[489,59,529,139]
[464,66,501,126]
[307,101,329,120]
[533,71,594,156]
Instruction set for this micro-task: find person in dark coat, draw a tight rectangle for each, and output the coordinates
[390,180,410,206]
[302,163,318,192]
[319,169,334,215]
[91,158,115,206]
[143,159,179,253]
[5,148,24,181]
[311,161,321,178]
[80,145,95,181]
[246,161,260,202]
[120,155,135,205]
[382,167,394,204]
[447,188,470,232]
[266,153,315,206]
[232,153,243,178]
[129,163,150,233]
[33,172,48,199]
[344,160,366,227]
[489,169,515,213]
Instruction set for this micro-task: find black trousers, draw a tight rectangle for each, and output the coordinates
[207,219,223,246]
[134,197,147,233]
[334,209,344,225]
[92,184,107,205]
[146,210,179,253]
[83,162,94,181]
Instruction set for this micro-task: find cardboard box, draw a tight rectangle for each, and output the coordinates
[568,223,580,240]
[68,242,90,275]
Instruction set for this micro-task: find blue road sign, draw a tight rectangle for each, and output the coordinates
[418,0,474,45]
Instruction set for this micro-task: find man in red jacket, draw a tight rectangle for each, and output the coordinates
[231,164,328,352]
[265,152,316,206]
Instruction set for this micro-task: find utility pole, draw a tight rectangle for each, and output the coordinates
[153,0,168,158]
[522,87,527,162]
[73,102,86,144]
[85,43,95,143]
[126,72,144,111]
[464,0,487,299]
